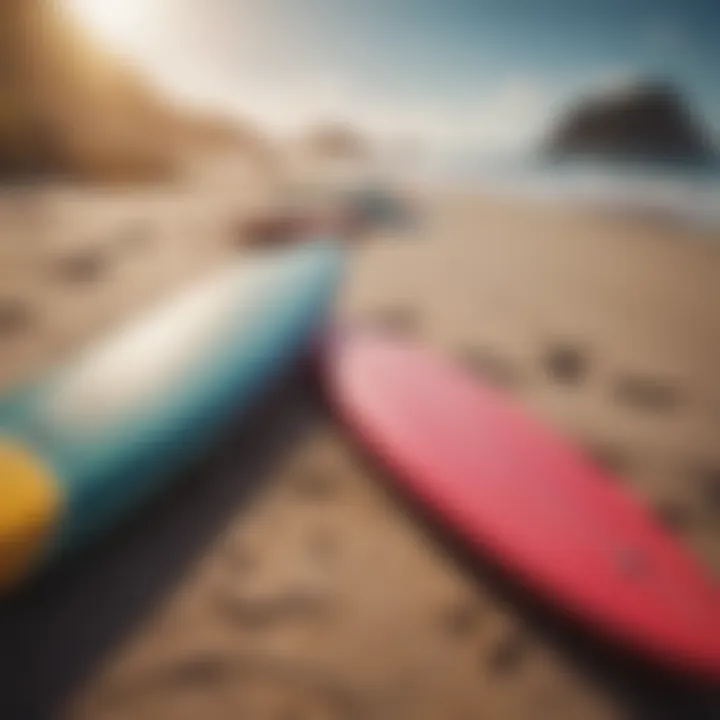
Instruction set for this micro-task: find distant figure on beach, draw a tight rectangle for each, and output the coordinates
[242,185,413,247]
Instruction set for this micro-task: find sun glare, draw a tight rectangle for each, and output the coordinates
[66,0,147,51]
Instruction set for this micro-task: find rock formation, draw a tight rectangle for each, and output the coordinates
[545,80,714,164]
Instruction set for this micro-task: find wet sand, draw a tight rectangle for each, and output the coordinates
[1,176,719,718]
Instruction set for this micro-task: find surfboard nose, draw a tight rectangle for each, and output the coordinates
[0,440,62,591]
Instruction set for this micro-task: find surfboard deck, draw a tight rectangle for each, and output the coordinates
[0,240,345,591]
[322,329,720,681]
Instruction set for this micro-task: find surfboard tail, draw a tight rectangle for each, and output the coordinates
[0,440,63,591]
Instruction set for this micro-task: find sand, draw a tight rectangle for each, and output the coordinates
[0,168,719,719]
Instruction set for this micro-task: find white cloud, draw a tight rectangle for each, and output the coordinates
[158,66,558,155]
[461,79,554,151]
[312,77,557,154]
[164,68,356,134]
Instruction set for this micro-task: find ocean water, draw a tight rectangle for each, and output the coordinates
[431,153,720,232]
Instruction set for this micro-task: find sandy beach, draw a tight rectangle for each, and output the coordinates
[1,167,719,719]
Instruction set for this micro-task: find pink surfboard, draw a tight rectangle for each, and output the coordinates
[322,329,720,681]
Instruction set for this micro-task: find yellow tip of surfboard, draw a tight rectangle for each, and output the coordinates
[0,440,61,591]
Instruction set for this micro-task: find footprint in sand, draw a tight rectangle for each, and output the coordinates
[0,298,32,337]
[54,248,107,284]
[306,526,342,567]
[215,589,332,629]
[440,601,484,639]
[542,343,589,385]
[652,500,694,534]
[225,544,261,574]
[612,373,681,414]
[580,439,630,478]
[694,465,720,518]
[458,346,522,390]
[292,467,341,502]
[90,655,361,720]
[217,532,337,630]
[484,630,528,676]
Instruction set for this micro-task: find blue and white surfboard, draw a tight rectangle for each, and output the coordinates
[0,240,344,591]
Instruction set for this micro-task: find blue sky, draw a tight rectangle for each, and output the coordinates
[69,0,720,148]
